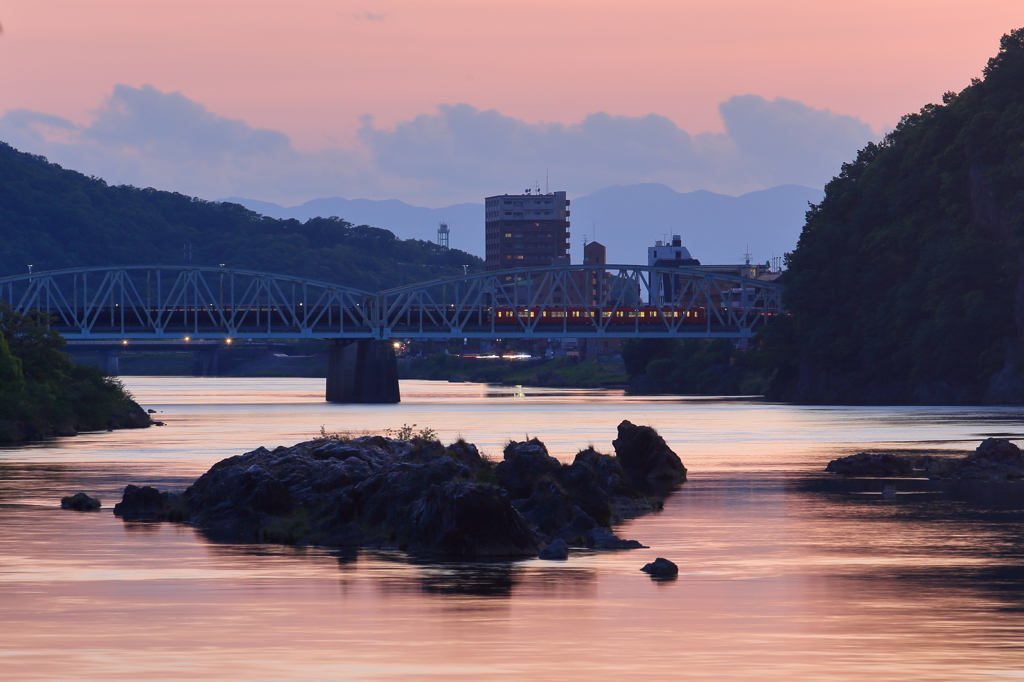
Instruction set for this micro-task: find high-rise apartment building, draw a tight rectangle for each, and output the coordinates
[484,190,570,270]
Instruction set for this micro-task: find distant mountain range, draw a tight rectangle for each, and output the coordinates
[224,183,823,266]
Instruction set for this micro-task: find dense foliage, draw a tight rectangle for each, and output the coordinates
[620,338,764,395]
[763,27,1024,404]
[0,143,482,290]
[0,306,145,441]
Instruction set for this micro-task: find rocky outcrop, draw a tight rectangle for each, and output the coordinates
[641,557,679,578]
[612,420,687,489]
[947,438,1024,480]
[113,485,183,521]
[113,427,680,558]
[826,438,1024,481]
[825,453,914,477]
[61,492,101,511]
[539,538,569,560]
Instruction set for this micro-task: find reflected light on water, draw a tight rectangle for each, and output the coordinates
[1,378,1024,680]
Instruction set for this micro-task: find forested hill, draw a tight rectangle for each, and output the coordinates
[765,27,1024,404]
[0,143,482,290]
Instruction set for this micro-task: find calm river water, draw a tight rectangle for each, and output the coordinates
[3,378,1024,681]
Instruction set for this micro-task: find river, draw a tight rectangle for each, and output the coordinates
[2,378,1024,681]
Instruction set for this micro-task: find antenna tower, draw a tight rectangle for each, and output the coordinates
[437,221,450,249]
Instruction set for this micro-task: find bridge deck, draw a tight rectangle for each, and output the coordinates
[1,264,785,341]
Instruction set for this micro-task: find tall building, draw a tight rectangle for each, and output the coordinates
[484,190,570,270]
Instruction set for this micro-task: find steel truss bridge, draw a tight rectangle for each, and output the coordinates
[0,265,784,342]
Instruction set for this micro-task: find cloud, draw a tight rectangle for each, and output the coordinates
[0,85,877,206]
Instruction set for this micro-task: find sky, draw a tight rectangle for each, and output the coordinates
[0,1,1020,207]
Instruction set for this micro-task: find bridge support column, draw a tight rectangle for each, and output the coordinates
[326,340,400,403]
[98,350,120,376]
[192,349,219,377]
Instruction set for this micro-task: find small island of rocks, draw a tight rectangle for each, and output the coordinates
[825,438,1024,480]
[113,420,686,559]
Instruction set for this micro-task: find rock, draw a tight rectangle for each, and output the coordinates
[539,538,569,560]
[494,438,562,499]
[612,420,687,489]
[549,507,599,546]
[950,438,1024,480]
[585,527,648,550]
[825,453,914,477]
[108,406,152,430]
[641,557,678,578]
[114,431,676,559]
[408,481,541,557]
[829,439,1024,481]
[516,479,576,534]
[113,485,178,521]
[61,492,101,511]
[147,409,157,414]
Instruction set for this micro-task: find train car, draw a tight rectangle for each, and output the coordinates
[491,306,707,326]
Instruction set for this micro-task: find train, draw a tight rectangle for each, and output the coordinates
[491,306,709,326]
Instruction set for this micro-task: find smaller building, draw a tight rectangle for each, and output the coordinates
[648,235,700,268]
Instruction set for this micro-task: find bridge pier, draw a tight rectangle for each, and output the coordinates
[98,350,120,376]
[192,348,219,377]
[326,340,400,403]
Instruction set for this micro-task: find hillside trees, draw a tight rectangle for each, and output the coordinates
[766,27,1024,403]
[0,143,482,288]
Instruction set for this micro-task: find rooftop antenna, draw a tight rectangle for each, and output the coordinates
[743,246,752,266]
[545,168,549,194]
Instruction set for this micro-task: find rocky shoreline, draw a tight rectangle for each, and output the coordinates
[112,420,686,559]
[825,438,1024,480]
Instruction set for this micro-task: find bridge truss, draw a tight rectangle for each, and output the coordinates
[0,265,784,341]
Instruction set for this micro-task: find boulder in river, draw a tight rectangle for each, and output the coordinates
[61,492,101,511]
[612,420,687,489]
[641,557,679,578]
[113,485,182,521]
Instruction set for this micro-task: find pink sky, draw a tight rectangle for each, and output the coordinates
[1,0,1020,151]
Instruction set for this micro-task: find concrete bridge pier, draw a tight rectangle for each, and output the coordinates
[98,350,120,376]
[326,339,400,403]
[192,348,219,377]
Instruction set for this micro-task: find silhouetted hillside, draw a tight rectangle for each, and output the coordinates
[765,27,1024,404]
[0,143,482,290]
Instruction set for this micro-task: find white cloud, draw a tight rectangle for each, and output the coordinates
[0,85,877,206]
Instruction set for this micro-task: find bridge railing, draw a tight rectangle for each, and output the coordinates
[378,264,784,339]
[0,264,784,340]
[0,266,376,339]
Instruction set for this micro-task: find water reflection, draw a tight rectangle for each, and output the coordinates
[4,379,1024,680]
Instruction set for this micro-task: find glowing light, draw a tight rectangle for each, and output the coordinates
[121,339,128,345]
[226,338,232,344]
[184,336,191,342]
